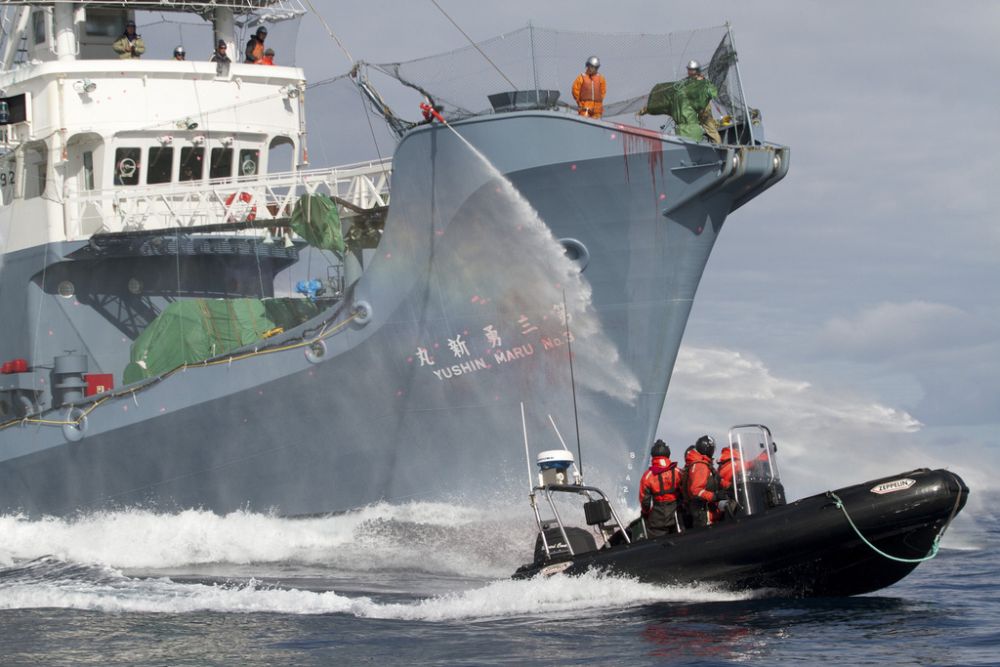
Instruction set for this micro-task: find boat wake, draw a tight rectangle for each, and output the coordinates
[0,498,979,617]
[0,502,749,619]
[0,501,533,577]
[0,555,746,620]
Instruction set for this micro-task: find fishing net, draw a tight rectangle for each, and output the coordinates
[364,24,747,123]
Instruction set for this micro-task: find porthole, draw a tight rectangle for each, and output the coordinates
[57,280,75,298]
[558,238,590,272]
[304,339,327,364]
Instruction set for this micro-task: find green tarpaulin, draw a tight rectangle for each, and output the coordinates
[644,78,718,141]
[290,194,344,254]
[123,298,320,383]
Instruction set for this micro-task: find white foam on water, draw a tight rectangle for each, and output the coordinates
[0,502,533,578]
[0,500,744,620]
[0,561,745,619]
[355,571,748,622]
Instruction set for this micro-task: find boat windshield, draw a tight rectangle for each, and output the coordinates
[726,424,780,484]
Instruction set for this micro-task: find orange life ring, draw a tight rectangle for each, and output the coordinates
[224,191,257,223]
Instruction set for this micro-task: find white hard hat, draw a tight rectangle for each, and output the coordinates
[687,59,701,71]
[586,55,600,69]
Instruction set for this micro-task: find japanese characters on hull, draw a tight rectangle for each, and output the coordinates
[411,302,575,382]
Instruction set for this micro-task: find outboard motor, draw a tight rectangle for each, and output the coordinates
[533,524,597,563]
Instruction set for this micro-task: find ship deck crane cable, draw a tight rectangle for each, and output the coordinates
[428,0,518,91]
[302,0,354,65]
[300,1,390,182]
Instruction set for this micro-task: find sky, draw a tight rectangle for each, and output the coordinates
[280,1,999,500]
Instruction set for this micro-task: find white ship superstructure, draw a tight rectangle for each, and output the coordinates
[0,1,388,251]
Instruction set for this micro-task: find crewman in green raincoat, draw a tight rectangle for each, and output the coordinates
[639,59,720,143]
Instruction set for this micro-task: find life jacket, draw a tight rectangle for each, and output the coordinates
[639,458,681,509]
[684,449,719,505]
[246,37,265,63]
[572,72,606,118]
[719,447,772,489]
[718,447,744,490]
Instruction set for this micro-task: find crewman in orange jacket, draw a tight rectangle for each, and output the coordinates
[572,56,606,119]
[638,439,683,537]
[718,446,744,491]
[685,435,723,528]
[245,26,267,63]
[719,444,772,490]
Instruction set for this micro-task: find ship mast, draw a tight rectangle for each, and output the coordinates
[52,1,79,62]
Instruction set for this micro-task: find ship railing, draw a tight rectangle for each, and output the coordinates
[65,158,392,240]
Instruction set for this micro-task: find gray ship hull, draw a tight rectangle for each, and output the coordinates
[0,112,787,516]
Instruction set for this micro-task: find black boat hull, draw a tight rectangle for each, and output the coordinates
[514,468,968,597]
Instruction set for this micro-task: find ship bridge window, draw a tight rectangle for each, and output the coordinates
[32,11,47,46]
[179,147,204,182]
[114,147,141,186]
[147,147,173,185]
[268,136,294,174]
[210,148,233,180]
[83,151,95,190]
[239,149,260,176]
[85,13,126,38]
[23,141,47,198]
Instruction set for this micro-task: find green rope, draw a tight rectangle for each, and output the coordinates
[828,491,941,564]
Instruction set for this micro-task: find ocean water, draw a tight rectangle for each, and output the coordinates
[0,499,995,666]
[1,130,995,667]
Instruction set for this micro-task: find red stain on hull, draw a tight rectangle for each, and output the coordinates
[617,125,666,205]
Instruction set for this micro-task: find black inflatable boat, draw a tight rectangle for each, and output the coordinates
[514,425,969,597]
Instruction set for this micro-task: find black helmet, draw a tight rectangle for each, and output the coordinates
[695,435,715,458]
[650,439,670,458]
[256,26,268,36]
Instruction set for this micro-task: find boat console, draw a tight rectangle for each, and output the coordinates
[528,449,631,563]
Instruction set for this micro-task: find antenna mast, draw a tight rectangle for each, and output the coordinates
[562,290,583,479]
